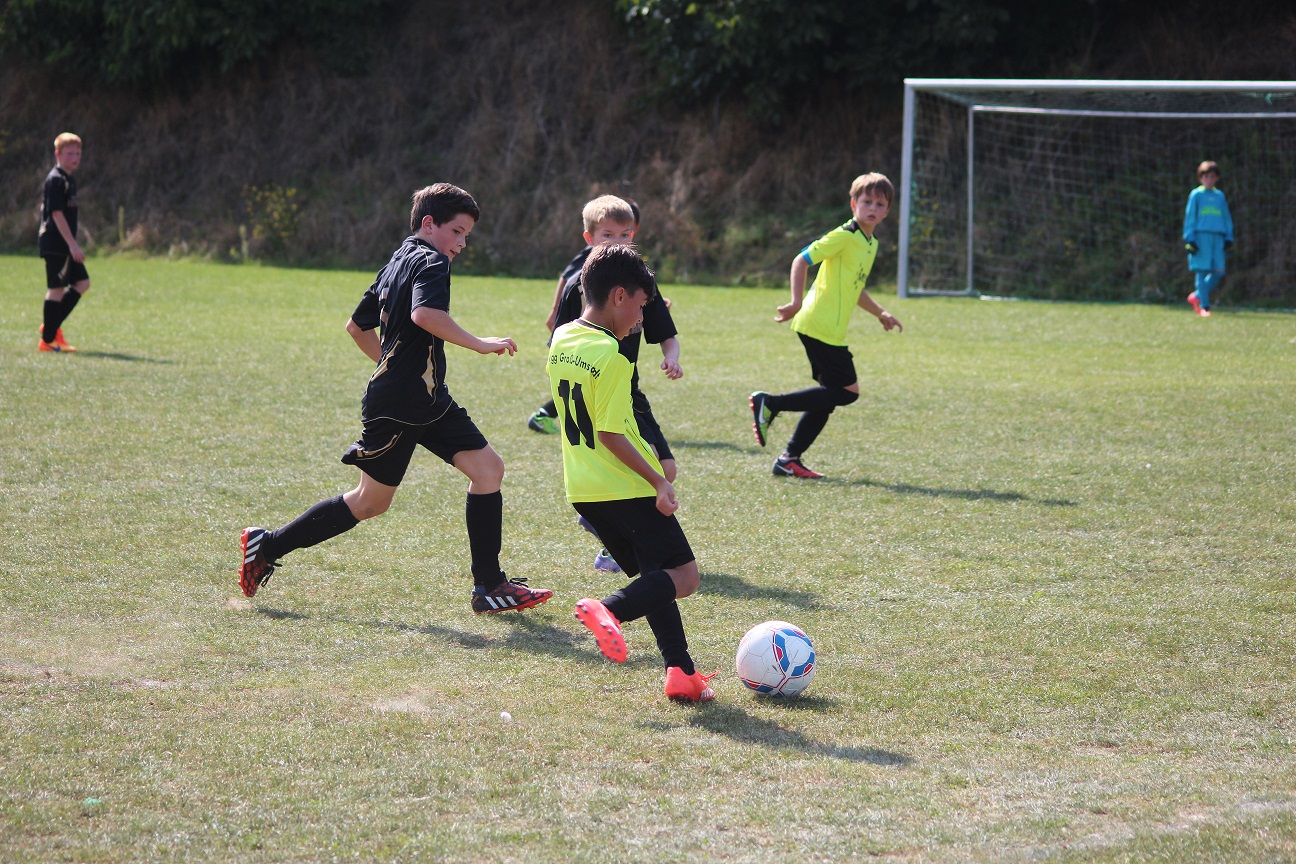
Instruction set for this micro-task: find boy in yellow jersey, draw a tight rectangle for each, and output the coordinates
[547,244,715,702]
[749,173,903,478]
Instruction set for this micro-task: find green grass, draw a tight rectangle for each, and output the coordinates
[2,254,1294,863]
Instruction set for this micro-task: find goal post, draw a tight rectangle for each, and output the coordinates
[898,79,1296,305]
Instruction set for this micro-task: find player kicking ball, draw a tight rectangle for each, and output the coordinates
[546,244,715,702]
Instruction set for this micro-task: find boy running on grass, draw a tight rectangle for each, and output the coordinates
[547,243,714,702]
[239,183,553,615]
[749,173,903,478]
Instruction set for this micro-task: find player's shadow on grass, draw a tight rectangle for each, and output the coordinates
[74,349,173,364]
[376,617,663,670]
[672,440,751,455]
[643,702,912,766]
[698,571,821,610]
[254,606,658,670]
[839,477,1076,507]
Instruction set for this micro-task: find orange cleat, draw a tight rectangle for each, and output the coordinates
[38,325,76,351]
[1186,292,1208,317]
[574,598,627,663]
[664,667,717,702]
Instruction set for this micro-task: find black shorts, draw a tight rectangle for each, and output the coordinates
[631,389,673,462]
[340,401,489,487]
[798,333,857,389]
[44,255,89,289]
[572,498,694,577]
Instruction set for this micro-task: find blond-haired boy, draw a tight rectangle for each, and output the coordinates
[38,133,89,352]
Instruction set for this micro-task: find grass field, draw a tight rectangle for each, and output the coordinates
[2,254,1294,863]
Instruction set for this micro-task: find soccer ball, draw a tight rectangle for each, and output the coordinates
[735,620,816,697]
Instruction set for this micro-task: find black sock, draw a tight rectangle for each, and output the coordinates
[785,410,832,458]
[466,491,504,588]
[42,300,62,342]
[541,399,557,417]
[646,602,694,673]
[60,288,81,322]
[266,495,359,560]
[602,569,675,624]
[769,386,838,414]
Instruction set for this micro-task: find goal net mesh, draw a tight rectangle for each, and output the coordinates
[904,83,1296,305]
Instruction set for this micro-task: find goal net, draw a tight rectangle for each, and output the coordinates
[898,79,1296,305]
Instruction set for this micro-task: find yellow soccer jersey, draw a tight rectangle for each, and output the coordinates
[791,220,878,346]
[547,320,662,502]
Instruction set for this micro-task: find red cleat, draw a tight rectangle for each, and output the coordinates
[574,598,627,663]
[664,667,717,702]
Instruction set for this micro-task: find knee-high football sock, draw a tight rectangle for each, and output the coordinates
[602,569,676,625]
[59,288,81,324]
[785,410,832,458]
[466,490,504,588]
[645,601,694,673]
[42,300,62,342]
[768,386,839,414]
[266,495,359,561]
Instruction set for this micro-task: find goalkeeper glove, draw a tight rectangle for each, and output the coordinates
[1185,241,1199,254]
[1224,240,1235,256]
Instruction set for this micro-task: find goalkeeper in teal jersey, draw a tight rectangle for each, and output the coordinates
[1182,160,1234,317]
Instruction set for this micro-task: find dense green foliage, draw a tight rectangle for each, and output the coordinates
[0,0,395,86]
[615,0,1295,118]
[615,0,1106,116]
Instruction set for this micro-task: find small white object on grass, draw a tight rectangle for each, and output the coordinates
[499,711,513,722]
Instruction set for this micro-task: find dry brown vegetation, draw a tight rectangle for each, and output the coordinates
[1,0,1293,284]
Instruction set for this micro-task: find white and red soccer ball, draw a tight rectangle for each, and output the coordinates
[736,620,816,697]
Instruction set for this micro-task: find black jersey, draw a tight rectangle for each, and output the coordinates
[559,245,592,287]
[558,272,676,394]
[38,166,77,257]
[352,236,456,425]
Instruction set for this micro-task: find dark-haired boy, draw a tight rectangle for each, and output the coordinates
[239,183,553,615]
[547,243,714,702]
[749,172,903,478]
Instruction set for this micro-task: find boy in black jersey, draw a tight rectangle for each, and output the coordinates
[37,133,89,352]
[528,196,682,573]
[528,198,640,434]
[238,183,553,615]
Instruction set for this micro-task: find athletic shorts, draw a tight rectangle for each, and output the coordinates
[572,497,694,577]
[798,333,857,389]
[43,255,89,289]
[631,388,673,462]
[340,400,488,487]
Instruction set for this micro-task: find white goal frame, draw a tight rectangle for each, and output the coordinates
[897,79,1296,298]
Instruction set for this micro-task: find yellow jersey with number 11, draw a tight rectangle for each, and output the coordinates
[547,319,662,503]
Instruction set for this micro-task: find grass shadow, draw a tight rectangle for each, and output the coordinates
[642,701,913,766]
[74,350,174,364]
[672,439,751,455]
[836,476,1076,507]
[698,571,821,610]
[255,607,312,622]
[254,605,657,669]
